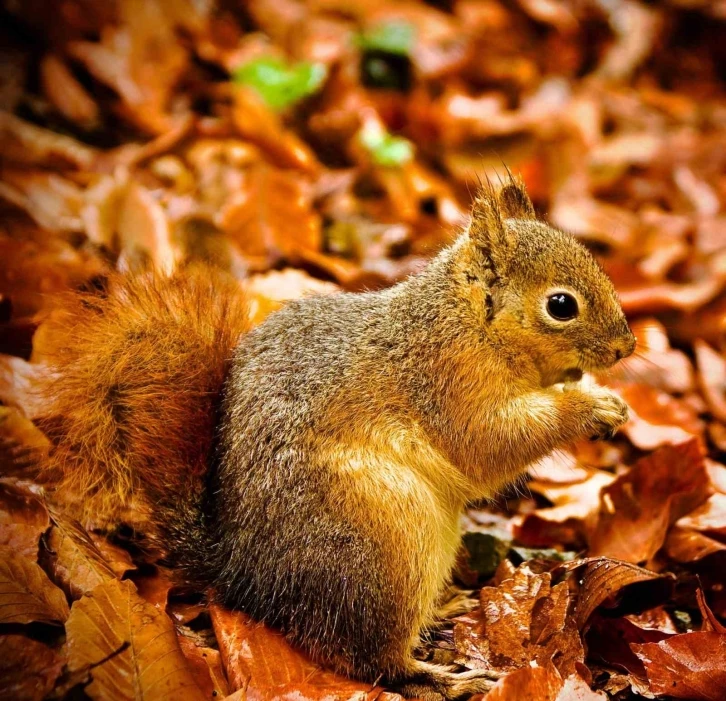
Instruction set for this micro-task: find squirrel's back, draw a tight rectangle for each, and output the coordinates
[36,265,249,559]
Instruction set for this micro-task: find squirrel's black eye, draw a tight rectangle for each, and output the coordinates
[547,293,578,321]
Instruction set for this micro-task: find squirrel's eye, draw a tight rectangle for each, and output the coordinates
[547,293,578,321]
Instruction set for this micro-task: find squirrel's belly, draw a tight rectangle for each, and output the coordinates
[330,438,464,632]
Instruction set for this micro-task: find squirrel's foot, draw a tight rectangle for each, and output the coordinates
[394,661,501,701]
[431,586,478,626]
[582,385,629,441]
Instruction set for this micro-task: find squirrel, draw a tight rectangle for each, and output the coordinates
[33,177,635,700]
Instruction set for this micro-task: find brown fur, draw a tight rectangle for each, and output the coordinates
[36,178,635,700]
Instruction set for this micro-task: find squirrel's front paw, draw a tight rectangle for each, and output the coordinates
[587,386,629,441]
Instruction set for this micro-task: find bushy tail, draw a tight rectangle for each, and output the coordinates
[35,264,249,565]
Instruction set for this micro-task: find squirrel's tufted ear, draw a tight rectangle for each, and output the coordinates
[468,182,515,269]
[498,176,536,220]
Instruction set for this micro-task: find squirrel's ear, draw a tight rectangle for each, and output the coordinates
[468,183,513,266]
[498,176,536,220]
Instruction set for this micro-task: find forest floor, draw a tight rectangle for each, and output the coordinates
[1,1,726,699]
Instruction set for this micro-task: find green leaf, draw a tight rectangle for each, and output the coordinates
[233,57,327,111]
[357,21,415,56]
[359,125,414,167]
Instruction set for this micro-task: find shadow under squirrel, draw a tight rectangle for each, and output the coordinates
[35,178,635,699]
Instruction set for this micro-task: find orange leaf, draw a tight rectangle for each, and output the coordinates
[65,578,204,701]
[0,546,69,625]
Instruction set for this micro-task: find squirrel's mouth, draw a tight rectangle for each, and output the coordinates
[559,367,584,383]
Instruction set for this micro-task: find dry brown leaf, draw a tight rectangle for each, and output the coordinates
[527,452,591,485]
[132,567,174,612]
[0,112,97,168]
[0,168,85,233]
[611,318,694,395]
[663,525,726,565]
[0,220,106,320]
[483,661,605,701]
[116,181,177,273]
[454,564,584,677]
[41,507,117,599]
[0,545,69,624]
[620,384,704,451]
[694,340,726,423]
[516,470,615,548]
[0,480,49,560]
[65,0,190,134]
[632,632,726,700]
[177,632,230,700]
[210,604,399,700]
[232,86,320,173]
[676,493,726,538]
[220,163,322,271]
[618,276,726,316]
[587,439,712,562]
[0,356,46,419]
[39,54,99,127]
[0,634,65,701]
[65,578,204,701]
[573,558,673,631]
[585,614,673,678]
[483,662,563,701]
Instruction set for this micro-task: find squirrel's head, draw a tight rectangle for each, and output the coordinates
[457,177,635,386]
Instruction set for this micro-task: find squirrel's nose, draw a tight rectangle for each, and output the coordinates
[614,332,637,361]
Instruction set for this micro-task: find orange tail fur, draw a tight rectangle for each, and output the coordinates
[35,265,249,549]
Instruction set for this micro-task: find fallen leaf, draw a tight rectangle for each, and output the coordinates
[210,604,398,700]
[573,558,673,631]
[0,480,49,559]
[39,53,99,127]
[132,567,174,612]
[587,439,712,562]
[694,340,726,423]
[663,526,726,566]
[220,163,321,271]
[454,564,584,677]
[516,470,615,548]
[620,384,704,451]
[610,318,694,395]
[65,578,204,700]
[483,662,562,701]
[0,168,85,233]
[676,493,726,538]
[41,508,117,599]
[632,632,726,700]
[232,85,320,172]
[484,662,605,701]
[0,634,65,701]
[585,614,673,678]
[87,534,137,580]
[527,452,591,485]
[0,112,97,168]
[0,545,69,624]
[246,268,339,326]
[177,632,230,700]
[66,0,190,134]
[116,182,177,274]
